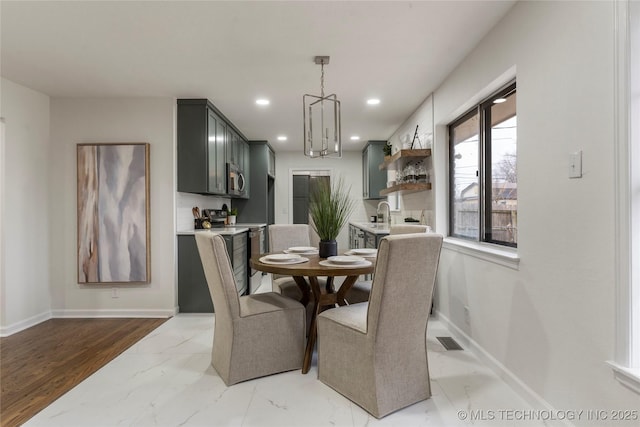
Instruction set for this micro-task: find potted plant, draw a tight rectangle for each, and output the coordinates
[383,141,392,157]
[309,177,356,258]
[228,207,238,225]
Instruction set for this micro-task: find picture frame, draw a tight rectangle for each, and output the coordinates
[77,143,150,284]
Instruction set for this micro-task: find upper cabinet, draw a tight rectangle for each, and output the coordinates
[267,146,276,178]
[362,141,387,200]
[379,149,432,196]
[177,99,250,198]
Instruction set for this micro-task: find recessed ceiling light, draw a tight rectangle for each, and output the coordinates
[366,98,380,105]
[277,136,287,141]
[493,98,507,104]
[350,136,360,141]
[256,99,270,106]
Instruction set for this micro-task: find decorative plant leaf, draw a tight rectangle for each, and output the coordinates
[309,177,356,241]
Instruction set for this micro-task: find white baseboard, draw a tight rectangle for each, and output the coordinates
[434,310,572,427]
[0,310,52,337]
[51,308,177,318]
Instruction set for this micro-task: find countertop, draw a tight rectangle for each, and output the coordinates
[177,223,267,236]
[177,227,250,236]
[349,221,391,235]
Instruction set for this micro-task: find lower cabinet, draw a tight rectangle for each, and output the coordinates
[348,224,388,249]
[178,233,247,313]
[364,231,387,248]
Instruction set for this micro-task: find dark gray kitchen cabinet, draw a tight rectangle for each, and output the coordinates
[267,146,276,177]
[178,99,249,197]
[177,99,226,195]
[226,127,237,165]
[362,141,387,199]
[178,233,247,313]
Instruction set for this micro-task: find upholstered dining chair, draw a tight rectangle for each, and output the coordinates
[195,232,305,386]
[346,224,431,304]
[268,224,323,300]
[317,233,443,418]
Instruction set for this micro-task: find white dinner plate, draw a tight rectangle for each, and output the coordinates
[287,246,317,253]
[344,250,376,258]
[319,260,372,268]
[263,253,302,262]
[351,248,377,255]
[327,255,365,265]
[259,256,309,265]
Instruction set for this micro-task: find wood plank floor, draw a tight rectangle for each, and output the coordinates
[0,318,167,427]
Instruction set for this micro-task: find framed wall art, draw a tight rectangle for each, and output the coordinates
[77,143,150,284]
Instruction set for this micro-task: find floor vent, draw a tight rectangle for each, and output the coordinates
[436,336,463,351]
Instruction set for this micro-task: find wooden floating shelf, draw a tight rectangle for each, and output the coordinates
[379,182,432,196]
[380,149,432,170]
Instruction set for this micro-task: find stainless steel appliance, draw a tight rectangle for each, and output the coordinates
[201,209,227,227]
[227,162,246,197]
[247,226,266,293]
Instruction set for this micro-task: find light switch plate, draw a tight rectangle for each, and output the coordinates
[569,150,582,178]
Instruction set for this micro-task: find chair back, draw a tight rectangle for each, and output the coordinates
[268,224,312,252]
[194,233,241,321]
[366,233,443,344]
[389,224,431,235]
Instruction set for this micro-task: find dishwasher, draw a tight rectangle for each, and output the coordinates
[248,226,266,293]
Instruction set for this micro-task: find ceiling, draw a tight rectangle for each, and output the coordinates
[0,0,516,152]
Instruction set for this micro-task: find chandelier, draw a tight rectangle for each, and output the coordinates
[303,56,342,158]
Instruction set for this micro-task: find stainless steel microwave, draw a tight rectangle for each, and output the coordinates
[227,163,246,197]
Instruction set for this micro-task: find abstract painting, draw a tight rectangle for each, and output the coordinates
[77,143,150,284]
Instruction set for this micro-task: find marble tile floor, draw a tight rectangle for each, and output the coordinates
[24,283,544,426]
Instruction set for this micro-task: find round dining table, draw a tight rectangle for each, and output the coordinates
[250,252,375,374]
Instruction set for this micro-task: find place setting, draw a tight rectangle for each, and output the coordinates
[319,255,372,268]
[259,253,310,265]
[343,248,378,258]
[283,246,319,255]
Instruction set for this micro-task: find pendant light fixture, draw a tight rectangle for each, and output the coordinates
[303,56,342,158]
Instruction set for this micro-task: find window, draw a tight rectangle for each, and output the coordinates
[449,82,517,247]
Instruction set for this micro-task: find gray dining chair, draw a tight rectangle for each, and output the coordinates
[268,224,325,328]
[268,224,315,300]
[346,224,431,304]
[317,233,443,418]
[195,232,305,386]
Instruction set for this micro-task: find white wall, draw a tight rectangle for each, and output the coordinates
[0,79,52,335]
[432,0,639,415]
[388,94,435,227]
[49,98,176,317]
[274,151,374,251]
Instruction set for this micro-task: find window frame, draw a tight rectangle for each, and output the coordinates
[448,81,517,248]
[610,0,640,394]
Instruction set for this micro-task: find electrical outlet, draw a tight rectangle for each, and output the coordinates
[464,305,470,324]
[112,288,119,299]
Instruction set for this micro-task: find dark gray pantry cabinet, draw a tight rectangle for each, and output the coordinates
[178,232,247,313]
[177,99,250,198]
[234,141,275,226]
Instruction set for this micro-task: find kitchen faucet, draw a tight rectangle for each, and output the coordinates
[377,201,391,226]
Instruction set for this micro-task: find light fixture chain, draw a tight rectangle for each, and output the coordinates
[320,61,325,98]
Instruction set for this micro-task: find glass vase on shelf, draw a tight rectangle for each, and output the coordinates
[404,162,416,183]
[416,161,427,183]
